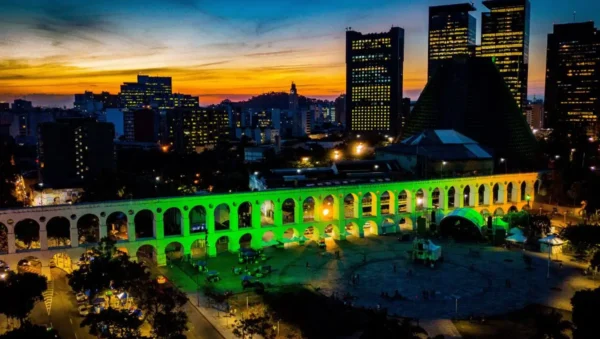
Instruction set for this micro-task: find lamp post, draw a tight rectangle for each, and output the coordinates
[500,158,507,174]
[440,161,446,178]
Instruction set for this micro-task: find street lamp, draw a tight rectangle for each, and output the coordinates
[500,158,507,174]
[441,161,447,178]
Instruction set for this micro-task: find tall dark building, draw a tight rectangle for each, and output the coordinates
[334,94,346,125]
[428,3,476,79]
[478,0,530,109]
[38,118,115,187]
[346,27,404,135]
[120,75,173,110]
[12,99,33,112]
[544,22,600,137]
[403,57,538,169]
[124,109,160,142]
[167,107,230,154]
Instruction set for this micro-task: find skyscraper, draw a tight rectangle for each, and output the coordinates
[479,0,530,109]
[544,22,600,136]
[167,107,230,154]
[428,3,476,79]
[38,118,115,187]
[120,75,173,110]
[346,27,404,135]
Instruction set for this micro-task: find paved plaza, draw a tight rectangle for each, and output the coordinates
[170,234,598,320]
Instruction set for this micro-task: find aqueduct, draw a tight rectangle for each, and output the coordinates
[0,173,539,270]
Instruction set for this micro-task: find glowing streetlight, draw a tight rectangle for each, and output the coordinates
[374,164,379,170]
[591,166,596,171]
[322,208,330,217]
[499,158,507,173]
[388,137,394,143]
[355,143,365,155]
[440,161,447,177]
[555,155,560,159]
[161,145,169,152]
[416,197,423,206]
[155,176,161,182]
[301,157,310,163]
[332,150,341,161]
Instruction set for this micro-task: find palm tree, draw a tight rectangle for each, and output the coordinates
[531,310,571,339]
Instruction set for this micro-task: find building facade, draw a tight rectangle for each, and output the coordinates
[479,0,530,110]
[124,109,160,143]
[428,3,477,79]
[167,107,230,153]
[38,118,115,187]
[120,75,173,111]
[544,22,600,137]
[346,27,405,135]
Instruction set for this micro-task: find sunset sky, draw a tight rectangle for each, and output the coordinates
[1,0,600,107]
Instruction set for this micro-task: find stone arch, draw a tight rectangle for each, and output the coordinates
[282,199,295,224]
[106,212,128,241]
[189,206,207,233]
[363,220,378,236]
[303,197,316,222]
[399,217,413,233]
[46,216,71,248]
[216,235,230,254]
[134,209,154,239]
[14,219,41,250]
[480,209,491,218]
[508,205,518,213]
[163,207,182,236]
[303,226,320,241]
[17,256,42,274]
[398,190,411,213]
[77,214,100,245]
[344,194,358,218]
[463,185,472,207]
[415,189,425,210]
[239,233,252,249]
[520,181,527,201]
[493,183,505,204]
[380,191,393,215]
[507,182,518,203]
[283,228,301,242]
[260,200,275,226]
[494,207,505,216]
[190,239,207,259]
[165,241,184,261]
[321,194,335,221]
[448,187,456,208]
[52,252,72,272]
[136,244,157,264]
[262,230,277,246]
[432,188,441,208]
[362,192,376,217]
[324,224,342,240]
[440,208,484,241]
[238,202,252,228]
[214,204,230,231]
[382,217,396,234]
[345,222,359,237]
[478,184,491,205]
[0,222,7,254]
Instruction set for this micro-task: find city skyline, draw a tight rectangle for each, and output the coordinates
[1,0,599,107]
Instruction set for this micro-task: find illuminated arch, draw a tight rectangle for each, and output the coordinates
[260,200,275,226]
[282,199,295,224]
[134,209,154,239]
[46,216,71,248]
[189,205,207,233]
[344,194,358,218]
[321,195,335,221]
[362,192,376,217]
[303,197,316,222]
[214,204,230,231]
[238,202,252,229]
[77,214,100,245]
[106,212,128,241]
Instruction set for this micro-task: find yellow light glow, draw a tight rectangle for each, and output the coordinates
[301,157,310,162]
[322,208,330,216]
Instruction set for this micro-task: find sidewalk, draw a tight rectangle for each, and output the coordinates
[158,265,239,339]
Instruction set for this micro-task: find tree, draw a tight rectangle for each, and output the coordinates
[152,310,188,339]
[562,224,600,254]
[232,313,276,339]
[0,272,47,326]
[571,287,600,339]
[81,308,142,338]
[590,250,600,271]
[132,281,188,334]
[531,310,571,339]
[0,323,60,338]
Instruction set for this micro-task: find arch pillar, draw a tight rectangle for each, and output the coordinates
[70,227,79,248]
[229,208,239,231]
[408,195,416,214]
[425,191,433,210]
[251,204,261,228]
[440,190,448,211]
[481,187,491,205]
[40,225,48,250]
[230,239,241,253]
[99,222,108,240]
[512,185,521,203]
[251,236,262,250]
[156,249,167,266]
[335,221,347,241]
[470,189,479,207]
[206,208,216,233]
[154,215,164,239]
[455,189,464,208]
[337,197,346,220]
[207,243,217,258]
[357,223,365,238]
[7,231,16,254]
[274,203,283,226]
[497,185,507,204]
[182,215,191,237]
[127,221,136,241]
[294,200,303,224]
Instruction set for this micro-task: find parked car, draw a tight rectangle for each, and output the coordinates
[76,292,88,302]
[78,305,91,316]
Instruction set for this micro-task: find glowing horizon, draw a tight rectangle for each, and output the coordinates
[1,0,599,107]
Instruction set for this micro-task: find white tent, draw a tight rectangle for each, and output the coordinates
[539,235,565,254]
[508,227,524,236]
[506,233,527,243]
